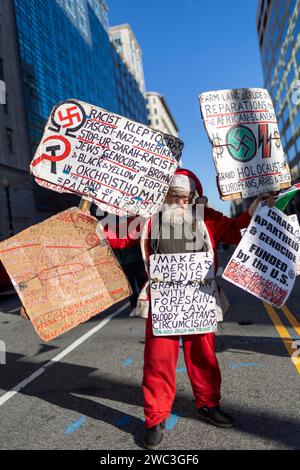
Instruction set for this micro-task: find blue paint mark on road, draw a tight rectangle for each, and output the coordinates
[176,366,187,373]
[229,362,262,369]
[116,416,134,426]
[115,415,143,427]
[64,415,87,435]
[121,357,134,367]
[166,413,181,430]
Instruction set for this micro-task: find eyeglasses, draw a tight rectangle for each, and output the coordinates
[168,192,194,203]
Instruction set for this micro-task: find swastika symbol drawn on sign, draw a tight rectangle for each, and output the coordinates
[85,233,100,247]
[57,106,82,128]
[226,125,257,162]
[49,100,86,137]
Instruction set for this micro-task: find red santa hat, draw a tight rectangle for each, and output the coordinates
[170,168,203,197]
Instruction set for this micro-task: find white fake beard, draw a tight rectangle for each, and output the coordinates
[160,204,206,249]
[161,204,194,226]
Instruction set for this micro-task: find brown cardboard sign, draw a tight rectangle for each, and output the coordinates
[0,208,131,342]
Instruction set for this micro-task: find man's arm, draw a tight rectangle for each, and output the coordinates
[205,207,251,246]
[204,192,276,246]
[101,216,142,250]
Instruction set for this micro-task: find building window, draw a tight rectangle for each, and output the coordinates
[6,127,13,153]
[289,144,297,161]
[0,58,4,80]
[3,92,8,113]
[282,105,289,124]
[285,124,293,143]
[154,108,157,115]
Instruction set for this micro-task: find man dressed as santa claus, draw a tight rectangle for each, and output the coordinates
[102,168,275,449]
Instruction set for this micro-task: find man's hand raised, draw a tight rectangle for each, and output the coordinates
[248,191,277,217]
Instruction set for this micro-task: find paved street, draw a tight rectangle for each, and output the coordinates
[0,250,300,450]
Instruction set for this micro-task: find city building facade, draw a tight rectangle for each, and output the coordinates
[257,0,300,215]
[146,92,179,137]
[257,0,300,179]
[110,23,146,93]
[0,0,35,240]
[0,0,148,240]
[111,44,148,124]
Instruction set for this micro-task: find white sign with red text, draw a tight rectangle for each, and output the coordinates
[222,205,299,307]
[30,99,183,217]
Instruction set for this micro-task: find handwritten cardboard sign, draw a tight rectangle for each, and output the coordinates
[199,88,291,199]
[222,205,299,307]
[30,99,184,217]
[149,252,217,336]
[0,208,131,341]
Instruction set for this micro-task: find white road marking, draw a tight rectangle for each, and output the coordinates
[0,303,129,407]
[8,307,21,313]
[0,290,16,296]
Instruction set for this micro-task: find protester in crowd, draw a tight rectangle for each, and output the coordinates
[102,168,275,449]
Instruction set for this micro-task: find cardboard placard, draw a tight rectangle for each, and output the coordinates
[149,253,217,336]
[30,99,184,217]
[0,208,131,341]
[222,205,299,307]
[199,88,291,199]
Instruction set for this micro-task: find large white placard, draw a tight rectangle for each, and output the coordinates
[149,252,217,336]
[30,99,183,217]
[199,88,291,199]
[222,205,300,307]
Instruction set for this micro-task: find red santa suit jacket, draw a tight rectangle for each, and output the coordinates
[101,168,251,319]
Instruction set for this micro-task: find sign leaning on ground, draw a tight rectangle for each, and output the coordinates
[199,88,291,199]
[30,99,184,217]
[149,252,217,336]
[222,205,300,308]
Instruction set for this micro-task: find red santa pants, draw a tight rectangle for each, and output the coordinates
[142,314,222,429]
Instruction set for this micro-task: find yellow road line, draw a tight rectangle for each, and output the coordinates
[281,305,300,336]
[262,302,300,375]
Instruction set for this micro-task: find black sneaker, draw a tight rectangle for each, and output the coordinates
[197,405,234,428]
[144,421,165,449]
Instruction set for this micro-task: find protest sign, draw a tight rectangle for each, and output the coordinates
[222,205,299,307]
[199,88,291,199]
[0,208,131,341]
[149,252,217,336]
[30,99,184,217]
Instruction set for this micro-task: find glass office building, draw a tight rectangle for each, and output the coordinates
[6,0,148,220]
[13,0,148,154]
[112,45,148,124]
[257,0,300,181]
